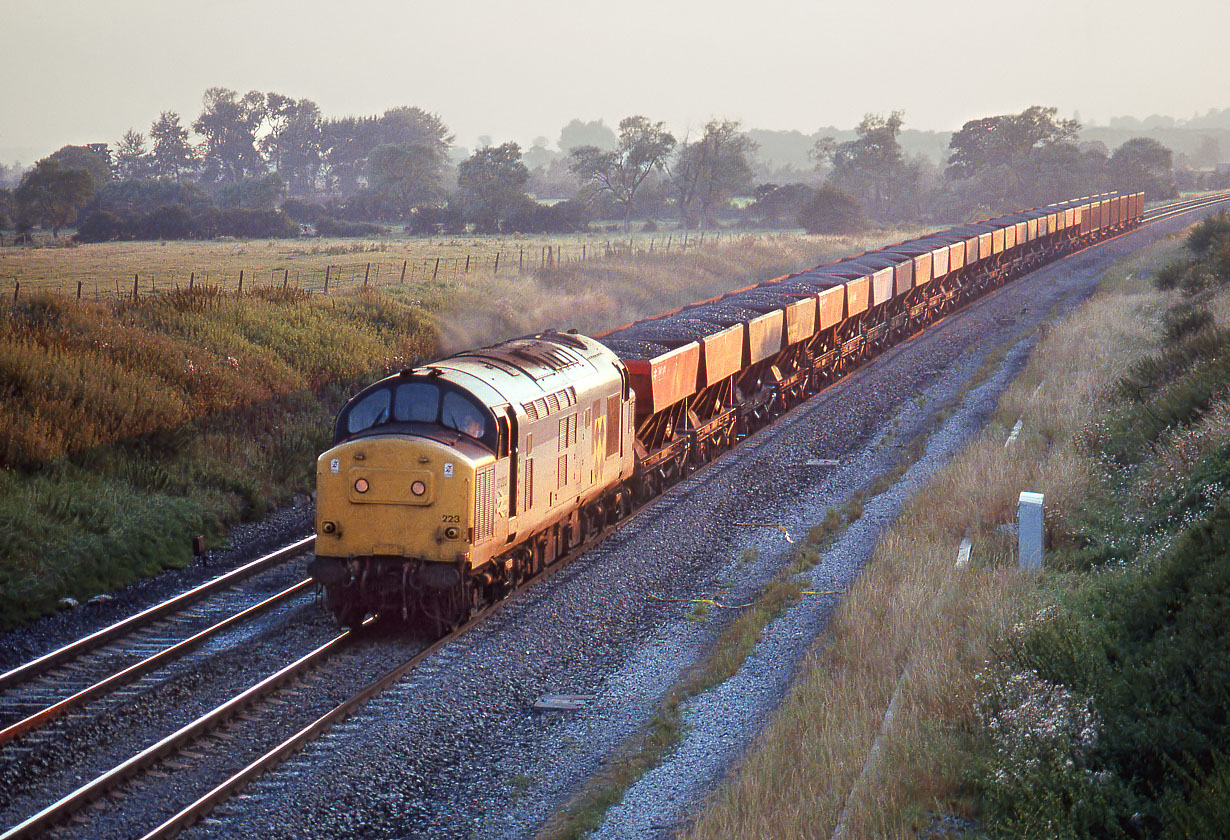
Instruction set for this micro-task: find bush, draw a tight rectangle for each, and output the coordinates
[1185,210,1230,258]
[75,210,128,243]
[314,216,388,237]
[1163,302,1214,341]
[213,207,298,239]
[280,198,328,225]
[405,206,465,235]
[136,203,196,239]
[503,199,589,234]
[797,185,868,234]
[339,188,397,222]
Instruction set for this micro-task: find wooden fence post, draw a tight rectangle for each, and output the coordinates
[12,282,18,304]
[363,262,371,288]
[77,280,82,300]
[432,258,440,281]
[237,270,243,296]
[324,265,330,295]
[400,260,407,282]
[189,272,195,291]
[519,247,524,273]
[284,268,289,288]
[493,253,500,274]
[464,254,470,273]
[133,274,139,300]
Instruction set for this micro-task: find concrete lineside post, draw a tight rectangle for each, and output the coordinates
[1018,491,1045,571]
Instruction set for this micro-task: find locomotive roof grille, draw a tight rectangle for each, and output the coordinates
[522,385,576,420]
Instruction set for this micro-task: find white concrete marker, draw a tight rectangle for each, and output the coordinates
[1018,491,1045,571]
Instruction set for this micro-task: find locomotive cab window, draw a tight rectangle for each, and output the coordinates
[442,391,492,442]
[346,389,391,434]
[393,382,440,423]
[337,379,497,450]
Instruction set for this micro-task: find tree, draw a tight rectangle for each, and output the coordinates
[47,144,112,188]
[747,183,815,228]
[671,119,756,228]
[215,174,286,210]
[559,119,617,153]
[261,94,323,196]
[113,129,151,180]
[194,88,267,184]
[14,158,98,237]
[0,187,13,230]
[149,111,197,181]
[569,116,675,231]
[1110,137,1177,200]
[368,143,446,216]
[797,185,868,234]
[821,111,920,221]
[377,107,452,154]
[455,142,530,232]
[946,106,1080,180]
[320,107,451,199]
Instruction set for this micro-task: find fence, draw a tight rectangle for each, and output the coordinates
[2,231,752,304]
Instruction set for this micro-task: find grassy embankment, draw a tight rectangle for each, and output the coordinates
[683,215,1230,839]
[0,227,921,629]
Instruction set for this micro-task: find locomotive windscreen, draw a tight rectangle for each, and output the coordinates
[338,380,496,448]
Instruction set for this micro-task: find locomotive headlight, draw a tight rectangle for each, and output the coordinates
[354,478,369,493]
[444,526,460,540]
[410,480,426,496]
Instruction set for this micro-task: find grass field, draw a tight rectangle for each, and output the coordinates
[0,228,828,301]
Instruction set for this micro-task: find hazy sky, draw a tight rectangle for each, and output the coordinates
[1,0,1226,163]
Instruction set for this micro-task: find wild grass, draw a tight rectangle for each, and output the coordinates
[685,230,1222,839]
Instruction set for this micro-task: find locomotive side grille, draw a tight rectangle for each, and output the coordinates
[606,395,620,457]
[474,465,495,543]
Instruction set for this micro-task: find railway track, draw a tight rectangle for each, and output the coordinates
[0,539,314,766]
[2,192,1227,839]
[0,513,628,839]
[1142,192,1230,223]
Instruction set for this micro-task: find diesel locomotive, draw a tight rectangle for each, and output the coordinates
[310,193,1144,630]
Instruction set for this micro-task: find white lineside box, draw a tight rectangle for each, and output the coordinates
[1018,491,1045,571]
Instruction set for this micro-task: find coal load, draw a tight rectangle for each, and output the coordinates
[681,304,762,327]
[726,291,798,313]
[616,318,725,347]
[596,337,673,361]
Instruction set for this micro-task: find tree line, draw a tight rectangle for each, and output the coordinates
[0,88,1204,243]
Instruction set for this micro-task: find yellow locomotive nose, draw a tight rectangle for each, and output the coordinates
[315,436,478,561]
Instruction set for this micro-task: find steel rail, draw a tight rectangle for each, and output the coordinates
[0,578,315,747]
[0,535,315,692]
[0,617,369,840]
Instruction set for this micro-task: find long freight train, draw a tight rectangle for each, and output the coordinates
[309,192,1145,629]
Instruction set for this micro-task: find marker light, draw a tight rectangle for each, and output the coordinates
[354,478,369,493]
[411,480,426,496]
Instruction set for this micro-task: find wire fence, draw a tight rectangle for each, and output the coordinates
[1,231,752,304]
